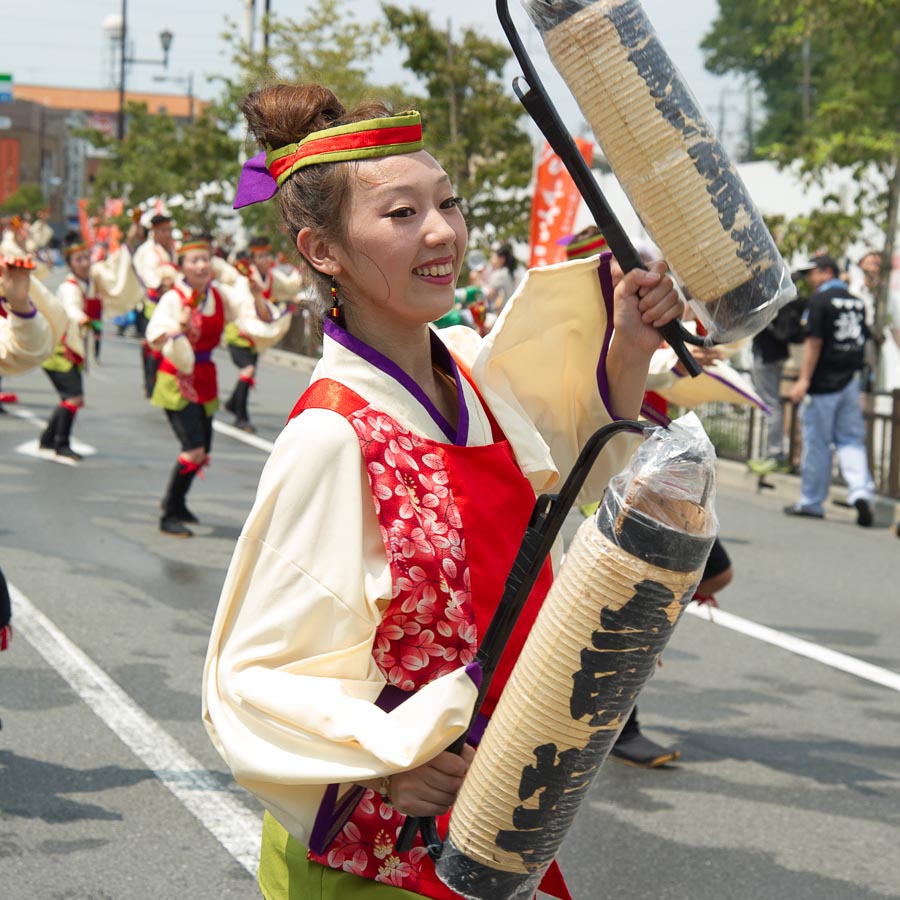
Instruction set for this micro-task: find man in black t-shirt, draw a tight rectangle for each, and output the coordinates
[785,255,875,525]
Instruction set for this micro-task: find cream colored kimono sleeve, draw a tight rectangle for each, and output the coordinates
[0,303,52,375]
[218,278,291,353]
[271,266,302,302]
[203,408,478,842]
[146,288,194,374]
[91,246,144,318]
[649,346,766,410]
[447,257,642,503]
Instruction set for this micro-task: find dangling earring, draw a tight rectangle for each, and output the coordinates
[329,278,341,319]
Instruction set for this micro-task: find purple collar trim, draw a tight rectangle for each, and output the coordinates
[1,299,38,319]
[323,318,469,446]
[595,252,618,418]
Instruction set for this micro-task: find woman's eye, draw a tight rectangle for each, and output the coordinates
[441,196,464,211]
[386,207,415,219]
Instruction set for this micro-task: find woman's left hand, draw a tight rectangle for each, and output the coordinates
[613,261,683,358]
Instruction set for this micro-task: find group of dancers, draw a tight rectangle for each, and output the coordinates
[0,211,302,536]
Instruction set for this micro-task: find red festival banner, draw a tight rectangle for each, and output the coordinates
[528,139,593,268]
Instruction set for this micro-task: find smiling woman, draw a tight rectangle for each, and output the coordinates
[202,80,683,900]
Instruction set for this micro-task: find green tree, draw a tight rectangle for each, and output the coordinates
[381,5,533,246]
[703,0,900,333]
[84,101,240,235]
[217,0,401,253]
[0,183,46,215]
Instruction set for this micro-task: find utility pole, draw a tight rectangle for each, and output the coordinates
[447,19,462,190]
[244,0,256,52]
[117,0,128,141]
[744,77,755,161]
[263,0,272,68]
[800,33,812,126]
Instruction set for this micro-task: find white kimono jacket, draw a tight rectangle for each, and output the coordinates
[202,256,643,845]
[0,276,67,376]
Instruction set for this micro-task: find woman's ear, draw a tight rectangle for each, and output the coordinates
[297,227,341,278]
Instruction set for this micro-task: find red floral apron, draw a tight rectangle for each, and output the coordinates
[158,284,224,404]
[289,377,569,900]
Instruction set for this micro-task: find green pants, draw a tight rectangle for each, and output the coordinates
[258,812,423,900]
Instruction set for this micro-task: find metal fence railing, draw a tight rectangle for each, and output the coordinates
[685,384,900,500]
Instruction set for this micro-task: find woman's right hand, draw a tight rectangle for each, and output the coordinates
[388,744,475,818]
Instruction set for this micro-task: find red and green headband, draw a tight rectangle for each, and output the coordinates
[64,241,91,258]
[561,231,608,261]
[234,111,424,209]
[179,239,211,256]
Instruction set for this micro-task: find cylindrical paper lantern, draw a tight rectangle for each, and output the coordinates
[521,0,795,343]
[437,414,717,900]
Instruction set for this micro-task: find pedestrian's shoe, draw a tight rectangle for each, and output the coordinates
[157,499,199,524]
[233,418,256,434]
[175,505,200,524]
[854,498,873,528]
[159,516,193,538]
[610,733,681,768]
[783,504,824,519]
[55,445,83,462]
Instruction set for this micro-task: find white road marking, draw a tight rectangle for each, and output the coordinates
[212,419,276,453]
[686,601,900,693]
[8,583,262,876]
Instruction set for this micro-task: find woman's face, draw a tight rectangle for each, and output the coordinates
[181,249,212,292]
[68,250,92,282]
[251,248,274,273]
[330,150,467,328]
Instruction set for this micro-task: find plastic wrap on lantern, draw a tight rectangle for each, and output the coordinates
[436,413,717,900]
[520,0,795,344]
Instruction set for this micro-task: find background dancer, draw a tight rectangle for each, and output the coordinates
[203,82,682,900]
[145,238,280,537]
[37,231,140,461]
[223,235,300,432]
[133,213,178,398]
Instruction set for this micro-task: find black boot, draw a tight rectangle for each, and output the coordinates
[53,406,82,461]
[159,461,195,536]
[224,382,239,415]
[40,407,65,450]
[228,379,254,432]
[610,707,680,768]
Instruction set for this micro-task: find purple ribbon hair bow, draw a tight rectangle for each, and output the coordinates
[233,151,279,209]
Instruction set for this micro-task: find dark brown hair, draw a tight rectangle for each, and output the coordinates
[241,83,393,312]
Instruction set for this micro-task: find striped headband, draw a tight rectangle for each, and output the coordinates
[179,239,211,256]
[560,231,608,261]
[64,241,91,258]
[234,111,424,209]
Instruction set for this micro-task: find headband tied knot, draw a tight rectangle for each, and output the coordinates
[234,111,424,210]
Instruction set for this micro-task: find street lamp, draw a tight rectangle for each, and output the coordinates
[112,0,175,140]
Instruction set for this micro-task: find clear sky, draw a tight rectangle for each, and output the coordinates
[3,1,746,148]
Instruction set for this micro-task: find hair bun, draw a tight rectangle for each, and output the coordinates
[241,83,346,150]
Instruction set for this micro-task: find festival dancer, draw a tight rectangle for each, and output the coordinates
[202,82,683,899]
[222,235,300,432]
[35,231,141,461]
[133,213,178,397]
[145,238,284,537]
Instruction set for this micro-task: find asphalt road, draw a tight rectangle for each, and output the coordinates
[1,331,898,900]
